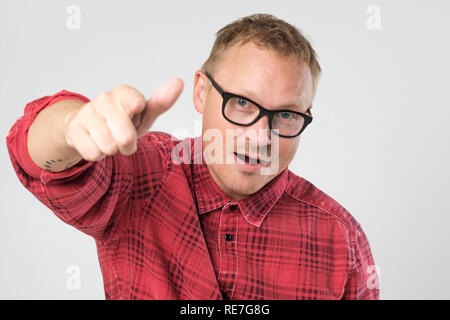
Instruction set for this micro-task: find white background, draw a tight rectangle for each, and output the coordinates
[1,0,449,299]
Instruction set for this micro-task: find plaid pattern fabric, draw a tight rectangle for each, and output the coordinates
[6,90,379,300]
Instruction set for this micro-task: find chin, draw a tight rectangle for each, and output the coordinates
[232,184,260,196]
[213,163,279,199]
[227,171,267,195]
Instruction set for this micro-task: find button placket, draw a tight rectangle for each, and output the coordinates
[217,203,240,298]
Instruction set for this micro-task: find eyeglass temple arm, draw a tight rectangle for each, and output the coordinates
[203,71,224,96]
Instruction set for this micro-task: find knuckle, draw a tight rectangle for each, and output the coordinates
[114,83,132,93]
[117,132,135,146]
[95,91,110,102]
[94,92,113,109]
[79,102,96,117]
[90,129,118,156]
[115,84,142,99]
[103,143,118,155]
[83,148,102,162]
[66,122,84,140]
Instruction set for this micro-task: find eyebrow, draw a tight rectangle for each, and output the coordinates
[240,88,304,112]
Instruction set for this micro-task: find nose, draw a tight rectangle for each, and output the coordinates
[245,114,272,147]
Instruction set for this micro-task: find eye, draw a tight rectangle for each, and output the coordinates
[237,98,249,107]
[278,111,294,119]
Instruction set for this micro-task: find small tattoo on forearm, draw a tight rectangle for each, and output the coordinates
[44,158,77,172]
[63,159,77,170]
[44,160,54,172]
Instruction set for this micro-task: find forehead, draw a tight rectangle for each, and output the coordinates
[214,41,313,110]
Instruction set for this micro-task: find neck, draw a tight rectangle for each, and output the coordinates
[205,163,248,201]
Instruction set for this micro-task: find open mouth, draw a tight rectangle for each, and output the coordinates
[233,152,268,165]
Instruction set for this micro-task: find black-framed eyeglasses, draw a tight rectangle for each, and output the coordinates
[203,70,313,138]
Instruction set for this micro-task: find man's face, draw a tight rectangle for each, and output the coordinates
[193,41,314,200]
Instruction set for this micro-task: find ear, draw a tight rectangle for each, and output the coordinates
[193,70,209,114]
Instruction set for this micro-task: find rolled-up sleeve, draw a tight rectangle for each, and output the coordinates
[5,90,145,241]
[6,90,93,182]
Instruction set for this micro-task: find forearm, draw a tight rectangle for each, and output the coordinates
[27,99,85,172]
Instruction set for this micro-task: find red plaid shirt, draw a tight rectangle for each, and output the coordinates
[6,90,379,300]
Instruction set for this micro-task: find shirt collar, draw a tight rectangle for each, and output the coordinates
[190,135,288,228]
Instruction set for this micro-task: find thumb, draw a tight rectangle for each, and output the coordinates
[135,77,184,137]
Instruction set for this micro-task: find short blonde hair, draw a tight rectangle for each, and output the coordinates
[201,13,322,99]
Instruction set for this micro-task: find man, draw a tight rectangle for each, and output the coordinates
[6,14,379,299]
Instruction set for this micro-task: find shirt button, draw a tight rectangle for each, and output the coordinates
[225,234,233,241]
[229,204,238,211]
